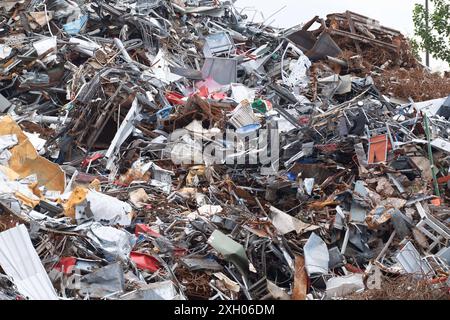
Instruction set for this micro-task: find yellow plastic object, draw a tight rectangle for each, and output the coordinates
[15,192,40,208]
[0,116,65,192]
[63,186,88,219]
[0,164,20,180]
[89,178,101,191]
[186,165,205,186]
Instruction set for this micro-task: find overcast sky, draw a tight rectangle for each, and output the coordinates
[235,0,449,71]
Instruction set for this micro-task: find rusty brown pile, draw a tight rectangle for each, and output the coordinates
[326,12,419,70]
[374,67,450,102]
[349,274,450,300]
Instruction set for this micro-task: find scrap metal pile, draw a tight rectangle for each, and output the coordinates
[0,0,449,300]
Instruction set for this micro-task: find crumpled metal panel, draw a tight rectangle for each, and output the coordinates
[79,263,124,298]
[201,57,237,85]
[396,241,433,277]
[306,32,342,61]
[287,30,342,61]
[0,224,58,300]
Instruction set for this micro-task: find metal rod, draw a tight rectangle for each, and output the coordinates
[424,114,440,196]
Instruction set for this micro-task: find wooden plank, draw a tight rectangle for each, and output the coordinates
[346,11,362,55]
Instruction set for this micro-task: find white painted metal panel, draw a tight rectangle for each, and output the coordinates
[0,224,58,300]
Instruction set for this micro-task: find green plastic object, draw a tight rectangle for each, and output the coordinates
[252,99,267,113]
[207,230,249,275]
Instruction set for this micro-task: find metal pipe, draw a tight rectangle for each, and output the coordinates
[31,115,72,124]
[113,38,140,72]
[424,114,440,196]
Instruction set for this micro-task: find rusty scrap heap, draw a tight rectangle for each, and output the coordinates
[0,1,449,301]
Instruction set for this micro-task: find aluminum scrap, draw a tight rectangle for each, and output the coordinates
[0,1,448,301]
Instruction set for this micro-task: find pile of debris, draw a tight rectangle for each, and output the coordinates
[0,0,449,300]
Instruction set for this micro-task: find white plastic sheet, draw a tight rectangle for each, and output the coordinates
[281,43,311,89]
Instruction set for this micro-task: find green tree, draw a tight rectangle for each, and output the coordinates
[413,0,450,64]
[408,37,422,62]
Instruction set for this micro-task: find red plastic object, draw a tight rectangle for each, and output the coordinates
[437,175,450,184]
[428,276,448,284]
[298,116,310,125]
[54,257,77,274]
[165,91,185,105]
[135,223,161,238]
[130,252,160,272]
[430,198,441,206]
[211,92,227,100]
[368,134,392,164]
[198,85,209,98]
[345,263,364,273]
[81,153,104,168]
[173,247,187,257]
[113,181,129,187]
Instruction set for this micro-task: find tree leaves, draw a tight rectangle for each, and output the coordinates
[413,0,450,64]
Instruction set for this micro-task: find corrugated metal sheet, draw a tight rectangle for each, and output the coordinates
[0,224,58,300]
